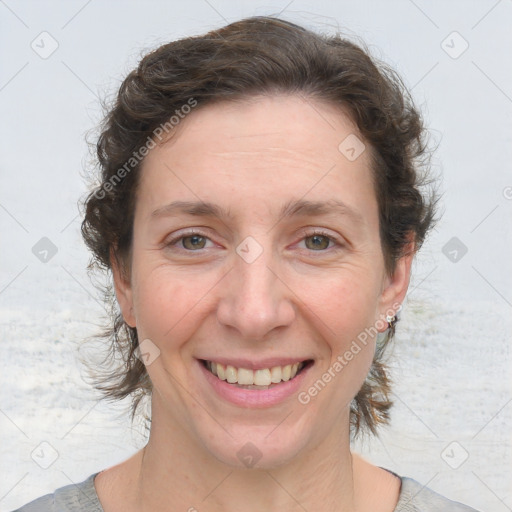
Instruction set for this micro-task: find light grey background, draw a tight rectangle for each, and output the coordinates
[1,1,511,510]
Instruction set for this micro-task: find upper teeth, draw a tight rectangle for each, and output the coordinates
[206,361,305,385]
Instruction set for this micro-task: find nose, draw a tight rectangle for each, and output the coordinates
[216,247,296,340]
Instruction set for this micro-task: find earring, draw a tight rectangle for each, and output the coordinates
[386,314,397,329]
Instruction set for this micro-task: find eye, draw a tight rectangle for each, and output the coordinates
[304,234,331,250]
[297,229,342,252]
[165,231,215,251]
[181,234,208,250]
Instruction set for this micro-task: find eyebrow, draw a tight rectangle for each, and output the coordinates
[278,199,364,225]
[150,199,363,225]
[150,200,234,221]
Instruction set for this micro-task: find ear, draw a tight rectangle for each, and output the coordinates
[376,240,415,332]
[110,247,136,328]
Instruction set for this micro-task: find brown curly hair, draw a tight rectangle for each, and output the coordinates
[81,16,437,439]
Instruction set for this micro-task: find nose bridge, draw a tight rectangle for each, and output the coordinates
[238,250,275,299]
[216,240,295,338]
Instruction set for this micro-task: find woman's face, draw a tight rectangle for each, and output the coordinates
[114,94,411,468]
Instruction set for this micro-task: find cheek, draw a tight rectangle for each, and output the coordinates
[131,266,211,347]
[299,269,381,342]
[297,272,379,397]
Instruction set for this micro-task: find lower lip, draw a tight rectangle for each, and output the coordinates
[197,360,312,408]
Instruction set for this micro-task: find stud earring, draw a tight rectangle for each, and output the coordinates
[386,314,397,329]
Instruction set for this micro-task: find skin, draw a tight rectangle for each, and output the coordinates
[96,94,413,512]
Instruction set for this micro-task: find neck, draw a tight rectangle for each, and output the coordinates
[133,400,360,512]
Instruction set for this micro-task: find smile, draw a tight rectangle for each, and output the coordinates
[201,360,311,389]
[196,355,315,407]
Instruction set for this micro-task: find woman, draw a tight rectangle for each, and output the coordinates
[15,16,479,512]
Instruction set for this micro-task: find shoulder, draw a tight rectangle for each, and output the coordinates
[11,473,103,512]
[395,476,481,511]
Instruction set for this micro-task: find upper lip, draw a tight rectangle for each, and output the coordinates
[198,357,313,370]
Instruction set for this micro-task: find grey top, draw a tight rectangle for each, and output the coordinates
[13,470,480,511]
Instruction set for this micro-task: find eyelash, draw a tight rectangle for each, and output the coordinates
[165,228,343,253]
[296,228,343,252]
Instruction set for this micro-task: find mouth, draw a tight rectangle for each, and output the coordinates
[200,359,314,390]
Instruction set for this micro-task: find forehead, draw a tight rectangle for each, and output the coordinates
[137,94,376,220]
[153,94,364,158]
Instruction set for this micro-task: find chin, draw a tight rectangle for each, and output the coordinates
[196,421,311,470]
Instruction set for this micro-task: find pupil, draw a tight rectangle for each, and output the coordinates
[307,235,329,250]
[184,235,205,249]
